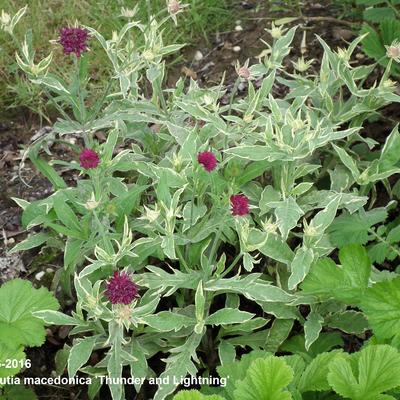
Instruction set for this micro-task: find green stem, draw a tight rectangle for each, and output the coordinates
[176,246,190,273]
[208,219,225,265]
[368,228,400,258]
[220,252,242,278]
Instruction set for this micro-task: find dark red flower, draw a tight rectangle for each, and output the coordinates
[230,194,249,216]
[197,151,217,172]
[59,27,89,57]
[79,148,100,169]
[106,272,139,305]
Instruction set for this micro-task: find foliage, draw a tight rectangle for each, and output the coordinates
[357,0,400,76]
[0,0,235,118]
[174,345,400,400]
[4,2,400,399]
[0,279,58,399]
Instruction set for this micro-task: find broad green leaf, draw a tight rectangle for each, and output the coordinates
[360,277,400,339]
[301,245,371,304]
[0,279,59,347]
[218,351,271,399]
[173,391,225,400]
[234,356,293,400]
[1,385,38,400]
[281,332,344,358]
[325,311,369,334]
[328,345,400,400]
[0,342,25,378]
[328,208,387,247]
[298,350,347,392]
[364,6,395,21]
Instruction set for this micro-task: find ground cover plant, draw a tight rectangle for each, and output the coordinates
[1,1,400,399]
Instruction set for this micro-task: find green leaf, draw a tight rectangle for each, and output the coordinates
[33,310,81,326]
[2,385,38,400]
[325,311,369,334]
[363,7,395,22]
[298,350,348,393]
[218,341,236,366]
[332,144,360,181]
[206,275,294,304]
[0,342,25,378]
[53,192,82,233]
[9,232,51,253]
[206,309,255,326]
[224,145,290,162]
[265,319,294,353]
[361,23,385,59]
[269,197,304,240]
[29,149,67,189]
[328,208,387,247]
[281,332,344,358]
[218,351,271,399]
[142,312,195,332]
[234,356,293,400]
[288,247,314,290]
[248,228,294,265]
[68,336,98,377]
[380,125,400,169]
[0,279,59,347]
[328,345,400,400]
[304,312,324,350]
[173,391,225,400]
[301,245,371,303]
[360,277,400,339]
[153,333,203,400]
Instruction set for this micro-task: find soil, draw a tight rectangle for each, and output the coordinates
[0,1,399,399]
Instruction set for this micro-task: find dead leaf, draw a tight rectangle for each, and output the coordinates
[181,66,197,80]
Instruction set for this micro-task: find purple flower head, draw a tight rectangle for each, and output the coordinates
[197,151,217,172]
[106,272,139,305]
[59,27,89,57]
[230,194,249,216]
[79,148,100,169]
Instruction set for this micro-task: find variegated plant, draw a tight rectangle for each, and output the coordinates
[5,5,400,400]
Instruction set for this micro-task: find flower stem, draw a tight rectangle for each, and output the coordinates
[220,252,242,278]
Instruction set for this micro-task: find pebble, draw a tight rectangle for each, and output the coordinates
[35,271,45,281]
[194,50,203,61]
[233,46,241,53]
